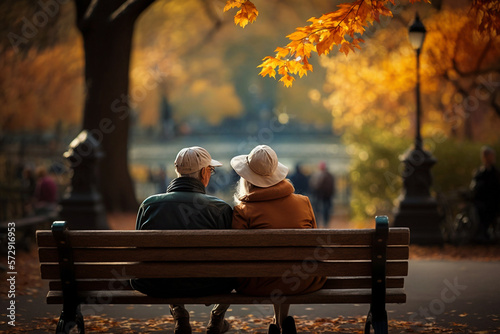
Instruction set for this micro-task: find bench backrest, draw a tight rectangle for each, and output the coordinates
[37,219,410,297]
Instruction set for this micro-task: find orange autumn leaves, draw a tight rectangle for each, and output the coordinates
[223,0,258,28]
[224,0,429,87]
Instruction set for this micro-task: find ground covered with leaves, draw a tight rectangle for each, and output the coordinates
[1,213,499,333]
[4,313,487,333]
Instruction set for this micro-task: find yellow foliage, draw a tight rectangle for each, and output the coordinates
[321,6,500,142]
[0,42,84,131]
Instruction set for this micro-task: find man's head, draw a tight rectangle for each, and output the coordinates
[174,146,222,186]
[481,146,496,168]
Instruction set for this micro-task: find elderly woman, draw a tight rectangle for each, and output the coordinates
[231,145,326,334]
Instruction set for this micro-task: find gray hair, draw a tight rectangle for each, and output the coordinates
[233,177,255,205]
[176,168,202,181]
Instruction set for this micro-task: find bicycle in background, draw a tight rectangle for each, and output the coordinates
[439,189,500,245]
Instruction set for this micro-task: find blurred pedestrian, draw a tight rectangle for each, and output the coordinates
[289,163,310,195]
[309,161,335,227]
[21,165,37,214]
[470,146,500,242]
[156,165,168,193]
[33,166,58,214]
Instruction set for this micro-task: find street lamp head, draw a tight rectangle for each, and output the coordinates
[408,12,426,50]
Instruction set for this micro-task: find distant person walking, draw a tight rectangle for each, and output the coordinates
[289,163,310,195]
[470,146,500,241]
[309,161,335,227]
[33,166,58,214]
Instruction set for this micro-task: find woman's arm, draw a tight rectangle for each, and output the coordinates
[306,198,317,228]
[232,205,249,229]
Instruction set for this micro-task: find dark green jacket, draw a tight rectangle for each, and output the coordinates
[136,177,232,230]
[131,177,235,297]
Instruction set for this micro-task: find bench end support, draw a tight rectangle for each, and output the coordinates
[56,306,85,334]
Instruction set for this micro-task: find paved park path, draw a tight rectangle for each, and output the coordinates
[3,259,499,333]
[3,214,499,332]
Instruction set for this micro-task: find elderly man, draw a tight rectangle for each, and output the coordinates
[131,146,234,334]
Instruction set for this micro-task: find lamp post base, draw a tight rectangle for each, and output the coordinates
[58,131,109,230]
[393,197,443,244]
[393,147,444,244]
[59,193,108,230]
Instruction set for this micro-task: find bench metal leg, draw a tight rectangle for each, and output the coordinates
[364,310,388,334]
[365,216,390,334]
[56,305,84,334]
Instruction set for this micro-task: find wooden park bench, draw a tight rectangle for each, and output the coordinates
[36,216,409,334]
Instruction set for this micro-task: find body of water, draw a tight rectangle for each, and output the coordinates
[130,135,351,208]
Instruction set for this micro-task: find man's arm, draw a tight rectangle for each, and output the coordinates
[135,204,146,230]
[219,204,233,229]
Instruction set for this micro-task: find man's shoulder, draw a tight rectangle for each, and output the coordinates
[141,193,171,206]
[141,192,231,209]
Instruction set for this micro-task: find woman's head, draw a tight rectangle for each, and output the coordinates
[230,145,288,188]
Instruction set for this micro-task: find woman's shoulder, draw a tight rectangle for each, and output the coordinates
[289,192,312,204]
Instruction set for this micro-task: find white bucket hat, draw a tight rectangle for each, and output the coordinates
[174,146,222,174]
[231,145,288,187]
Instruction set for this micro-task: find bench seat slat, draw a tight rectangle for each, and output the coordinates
[46,288,406,305]
[36,228,410,248]
[40,261,408,279]
[37,220,409,334]
[48,277,405,291]
[38,246,409,262]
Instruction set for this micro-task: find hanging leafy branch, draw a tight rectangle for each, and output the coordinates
[223,0,258,28]
[224,0,428,87]
[470,0,500,37]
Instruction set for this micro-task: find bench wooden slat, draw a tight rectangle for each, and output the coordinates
[40,261,408,279]
[37,219,409,334]
[48,277,406,291]
[38,246,409,262]
[46,288,407,305]
[36,228,410,248]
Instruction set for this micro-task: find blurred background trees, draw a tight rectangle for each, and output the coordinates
[1,0,499,219]
[321,1,500,219]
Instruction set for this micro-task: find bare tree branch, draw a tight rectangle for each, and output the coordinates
[163,0,226,58]
[111,0,157,22]
[83,0,100,22]
[200,0,224,26]
[73,0,92,31]
[474,38,493,72]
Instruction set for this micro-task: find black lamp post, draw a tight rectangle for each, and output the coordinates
[408,13,426,150]
[393,13,443,244]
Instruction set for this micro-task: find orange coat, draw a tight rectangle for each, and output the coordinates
[232,179,327,296]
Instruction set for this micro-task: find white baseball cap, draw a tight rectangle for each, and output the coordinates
[174,146,222,174]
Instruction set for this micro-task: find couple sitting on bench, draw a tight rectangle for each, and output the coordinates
[131,145,327,334]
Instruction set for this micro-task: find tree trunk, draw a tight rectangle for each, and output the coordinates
[75,0,155,212]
